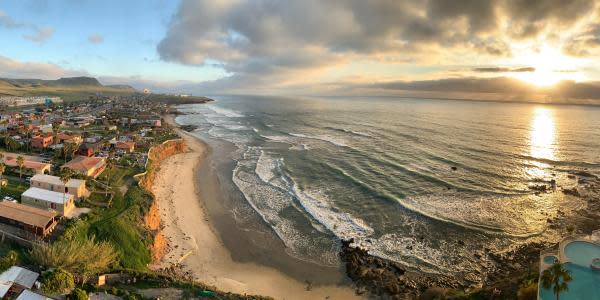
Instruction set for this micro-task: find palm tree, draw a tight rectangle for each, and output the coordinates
[59,168,74,205]
[0,163,5,192]
[16,156,24,179]
[541,263,572,300]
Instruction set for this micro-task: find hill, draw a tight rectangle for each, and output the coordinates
[0,76,135,101]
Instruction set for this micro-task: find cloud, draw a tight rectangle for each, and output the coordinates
[1,10,55,44]
[562,23,600,57]
[0,55,86,79]
[22,27,55,44]
[0,10,25,29]
[88,33,104,44]
[155,0,600,93]
[472,67,535,73]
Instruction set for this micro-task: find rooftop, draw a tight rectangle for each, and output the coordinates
[30,174,85,189]
[22,187,74,204]
[62,156,105,171]
[0,266,40,298]
[0,201,57,228]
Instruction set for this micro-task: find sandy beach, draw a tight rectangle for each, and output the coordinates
[151,114,360,299]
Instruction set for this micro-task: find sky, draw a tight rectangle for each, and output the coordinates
[1,0,600,99]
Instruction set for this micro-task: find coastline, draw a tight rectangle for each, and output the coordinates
[151,114,361,299]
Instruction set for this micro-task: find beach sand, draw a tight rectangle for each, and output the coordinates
[151,115,361,299]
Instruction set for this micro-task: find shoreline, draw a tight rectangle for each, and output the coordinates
[151,114,360,299]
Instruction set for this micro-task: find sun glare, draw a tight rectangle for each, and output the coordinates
[511,45,585,87]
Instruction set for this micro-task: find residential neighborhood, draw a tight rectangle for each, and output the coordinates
[0,94,196,300]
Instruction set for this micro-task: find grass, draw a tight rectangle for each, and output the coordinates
[61,185,153,270]
[0,178,29,199]
[99,165,140,187]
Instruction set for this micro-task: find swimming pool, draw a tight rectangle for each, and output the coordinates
[540,241,600,300]
[564,241,600,267]
[543,255,558,265]
[539,263,600,300]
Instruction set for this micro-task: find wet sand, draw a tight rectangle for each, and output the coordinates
[151,114,361,299]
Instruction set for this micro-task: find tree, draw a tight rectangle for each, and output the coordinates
[29,237,117,284]
[0,163,5,192]
[0,250,19,272]
[40,268,75,295]
[541,263,572,300]
[69,288,88,300]
[16,155,24,179]
[59,168,75,205]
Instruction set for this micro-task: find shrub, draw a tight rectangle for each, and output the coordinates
[68,288,88,300]
[518,282,538,300]
[41,268,75,294]
[30,238,117,283]
[0,250,19,272]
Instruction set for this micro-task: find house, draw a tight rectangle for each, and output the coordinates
[61,156,106,178]
[115,141,135,153]
[16,290,53,300]
[0,266,40,299]
[0,201,58,237]
[30,174,88,200]
[21,187,75,216]
[31,135,53,149]
[1,155,51,175]
[55,133,82,144]
[76,143,97,157]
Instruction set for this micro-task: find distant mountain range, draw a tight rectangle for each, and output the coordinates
[0,76,135,101]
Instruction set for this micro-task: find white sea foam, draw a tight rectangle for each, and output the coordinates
[289,180,374,240]
[207,105,244,118]
[289,133,349,147]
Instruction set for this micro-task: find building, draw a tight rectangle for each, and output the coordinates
[115,141,135,153]
[0,201,58,237]
[21,187,75,216]
[30,174,88,200]
[0,266,39,299]
[55,133,82,145]
[1,155,51,175]
[31,135,53,149]
[61,156,106,178]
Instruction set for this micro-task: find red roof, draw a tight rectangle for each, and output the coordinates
[62,156,105,172]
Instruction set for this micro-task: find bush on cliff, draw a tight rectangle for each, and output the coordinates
[41,268,75,294]
[30,238,117,282]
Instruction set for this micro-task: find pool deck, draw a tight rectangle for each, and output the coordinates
[538,230,600,300]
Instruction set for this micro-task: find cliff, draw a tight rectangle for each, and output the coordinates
[136,139,188,262]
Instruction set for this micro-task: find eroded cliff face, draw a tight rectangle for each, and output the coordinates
[138,139,188,262]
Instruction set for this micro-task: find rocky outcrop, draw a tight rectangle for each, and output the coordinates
[339,239,458,299]
[137,139,188,263]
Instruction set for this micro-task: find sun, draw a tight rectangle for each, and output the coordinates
[511,44,586,87]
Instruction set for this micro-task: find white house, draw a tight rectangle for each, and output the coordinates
[30,174,88,200]
[21,187,75,216]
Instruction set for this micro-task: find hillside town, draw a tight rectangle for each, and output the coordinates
[0,94,224,300]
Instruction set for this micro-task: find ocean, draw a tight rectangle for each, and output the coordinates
[175,95,600,281]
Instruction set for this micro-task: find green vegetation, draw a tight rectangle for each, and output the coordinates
[41,268,76,294]
[540,263,572,300]
[68,288,88,300]
[0,250,19,272]
[29,237,117,283]
[518,281,539,300]
[0,178,28,199]
[60,185,154,270]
